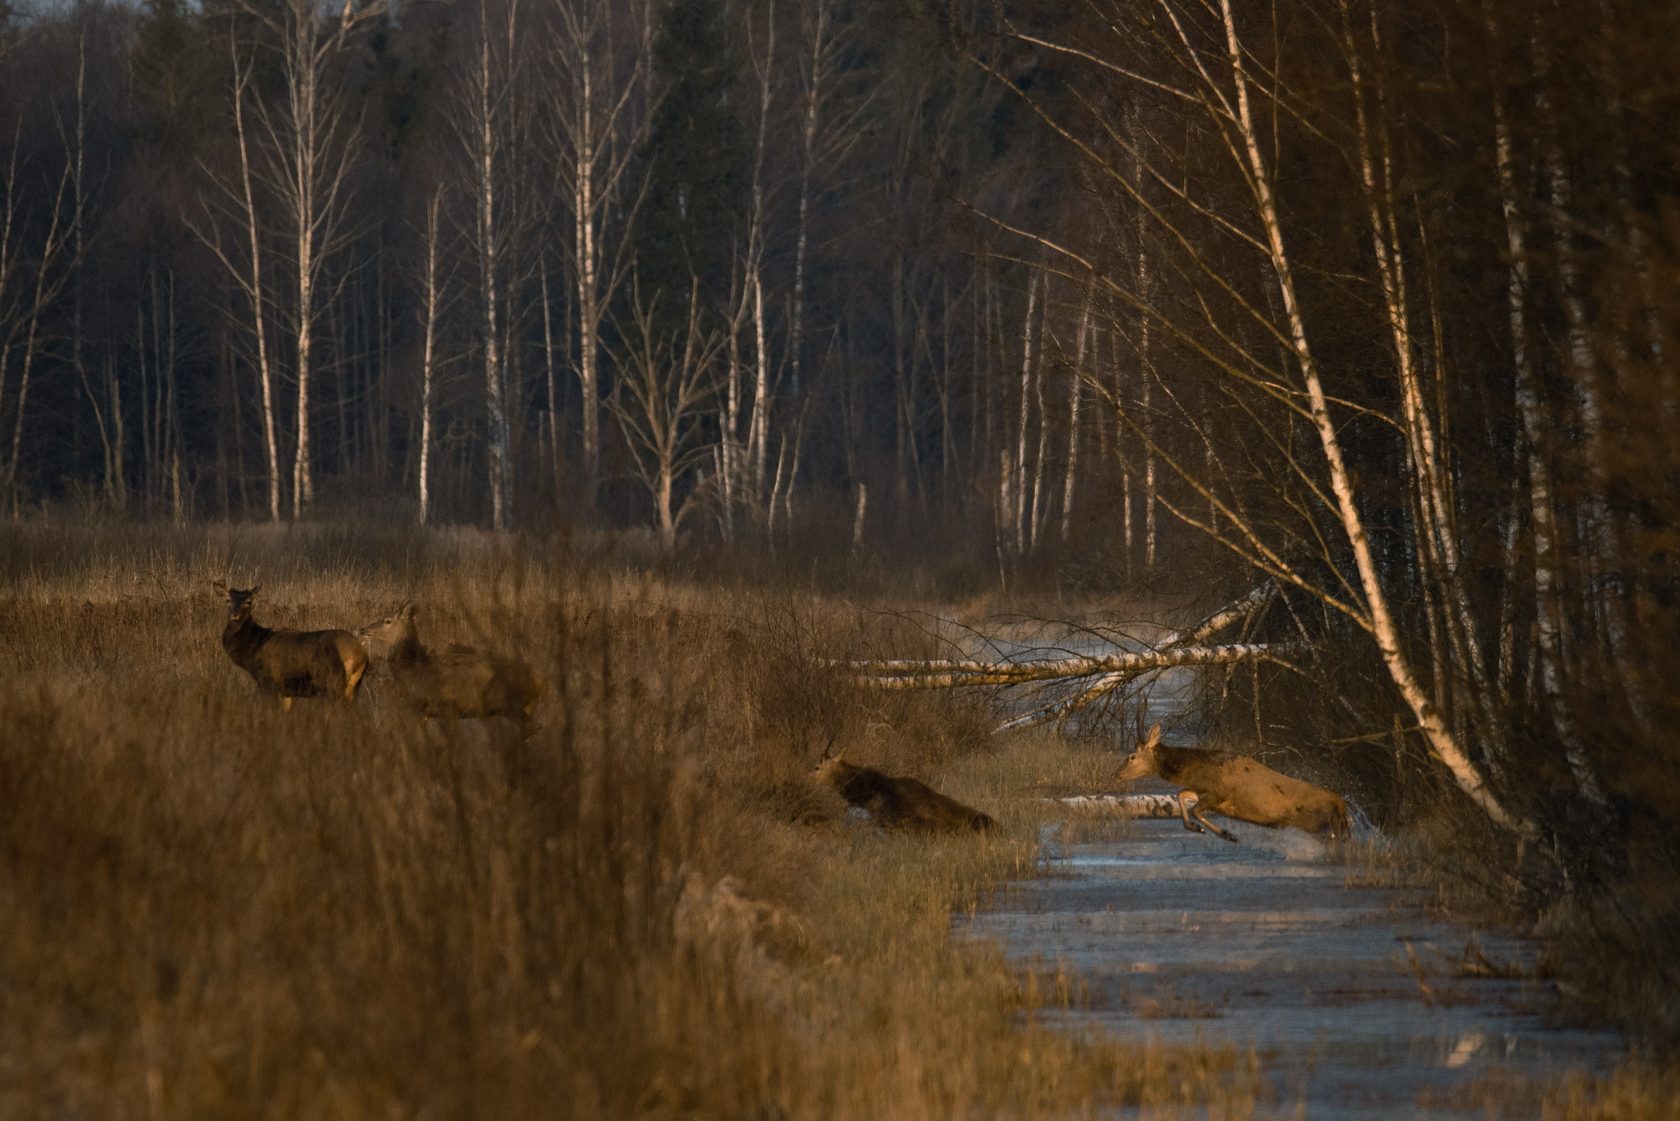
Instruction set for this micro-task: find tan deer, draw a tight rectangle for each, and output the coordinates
[810,752,996,833]
[213,582,368,710]
[1116,722,1351,842]
[357,602,542,737]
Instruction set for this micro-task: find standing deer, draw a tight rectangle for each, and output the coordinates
[214,582,368,709]
[810,753,996,833]
[1116,722,1351,842]
[356,602,542,737]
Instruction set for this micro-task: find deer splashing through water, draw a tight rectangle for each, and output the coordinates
[1115,722,1351,842]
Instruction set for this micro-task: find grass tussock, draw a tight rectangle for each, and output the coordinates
[0,521,1257,1120]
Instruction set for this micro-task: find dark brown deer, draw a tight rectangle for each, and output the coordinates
[1116,722,1351,842]
[811,753,996,833]
[213,582,368,709]
[356,602,542,737]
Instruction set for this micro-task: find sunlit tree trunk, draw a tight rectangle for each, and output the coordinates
[547,0,652,514]
[190,41,282,521]
[417,191,443,527]
[1060,299,1090,543]
[458,0,525,531]
[1484,1,1604,807]
[608,279,722,553]
[1209,0,1523,832]
[787,0,833,400]
[1339,0,1498,749]
[238,0,368,519]
[1011,272,1039,555]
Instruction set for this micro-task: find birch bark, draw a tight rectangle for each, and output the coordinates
[1207,0,1524,832]
[1484,2,1604,807]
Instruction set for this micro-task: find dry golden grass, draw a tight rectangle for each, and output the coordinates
[0,520,1261,1120]
[4,519,1669,1119]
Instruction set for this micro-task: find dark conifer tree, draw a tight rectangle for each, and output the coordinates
[633,0,750,315]
[132,0,220,156]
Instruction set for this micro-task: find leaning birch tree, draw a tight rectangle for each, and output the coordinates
[970,0,1529,835]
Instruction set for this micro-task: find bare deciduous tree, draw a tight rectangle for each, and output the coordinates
[608,277,722,552]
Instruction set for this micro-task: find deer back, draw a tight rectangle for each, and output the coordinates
[1168,749,1349,835]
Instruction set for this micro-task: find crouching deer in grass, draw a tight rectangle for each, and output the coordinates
[1116,723,1351,843]
[357,602,542,737]
[811,753,996,833]
[214,582,368,710]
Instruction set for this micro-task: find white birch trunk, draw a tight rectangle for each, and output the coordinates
[787,1,828,398]
[1341,1,1498,743]
[1533,39,1623,695]
[232,55,282,523]
[751,272,770,505]
[722,278,742,540]
[548,0,653,514]
[1027,311,1050,552]
[1216,0,1524,834]
[473,1,510,531]
[1013,274,1038,555]
[744,4,775,514]
[571,44,601,507]
[1485,5,1603,806]
[539,259,561,499]
[418,193,442,526]
[1060,303,1089,543]
[1132,139,1157,569]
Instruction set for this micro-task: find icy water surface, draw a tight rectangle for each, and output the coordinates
[963,815,1624,1120]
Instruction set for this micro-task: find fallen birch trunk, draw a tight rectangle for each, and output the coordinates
[852,642,1276,689]
[1040,793,1182,818]
[994,588,1280,732]
[1157,583,1276,649]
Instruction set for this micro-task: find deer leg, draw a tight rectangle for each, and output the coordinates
[1175,790,1206,835]
[1186,794,1239,843]
[280,696,295,713]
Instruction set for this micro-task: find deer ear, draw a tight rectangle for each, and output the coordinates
[212,579,227,596]
[1146,724,1162,747]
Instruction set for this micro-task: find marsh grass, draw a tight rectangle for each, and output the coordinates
[0,521,1259,1119]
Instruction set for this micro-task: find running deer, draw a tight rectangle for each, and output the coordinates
[356,602,542,737]
[811,752,996,833]
[1116,722,1351,842]
[213,582,368,709]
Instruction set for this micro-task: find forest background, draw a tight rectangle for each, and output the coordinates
[1,0,1679,1056]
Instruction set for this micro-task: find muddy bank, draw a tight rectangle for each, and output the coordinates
[964,813,1623,1120]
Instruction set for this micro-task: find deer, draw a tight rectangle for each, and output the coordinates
[213,582,368,709]
[356,602,542,737]
[1115,722,1351,843]
[810,751,996,833]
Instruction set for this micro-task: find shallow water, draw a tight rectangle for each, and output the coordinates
[964,814,1623,1120]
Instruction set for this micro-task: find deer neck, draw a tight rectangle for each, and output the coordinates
[389,628,428,667]
[221,615,271,666]
[1151,746,1203,783]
